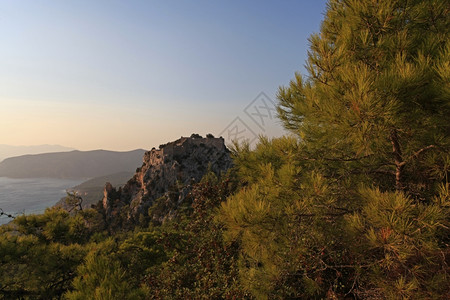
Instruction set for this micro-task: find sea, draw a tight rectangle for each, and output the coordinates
[0,177,84,225]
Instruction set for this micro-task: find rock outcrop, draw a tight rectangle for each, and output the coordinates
[101,134,232,225]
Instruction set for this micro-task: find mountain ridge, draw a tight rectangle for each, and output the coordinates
[0,144,75,162]
[0,149,146,179]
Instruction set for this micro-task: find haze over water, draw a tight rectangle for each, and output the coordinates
[0,177,84,225]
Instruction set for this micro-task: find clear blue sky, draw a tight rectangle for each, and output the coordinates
[0,0,328,150]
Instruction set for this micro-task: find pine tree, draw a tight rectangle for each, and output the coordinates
[0,208,89,298]
[220,0,449,298]
[65,248,146,300]
[278,0,449,196]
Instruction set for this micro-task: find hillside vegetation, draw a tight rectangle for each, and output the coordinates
[0,1,448,299]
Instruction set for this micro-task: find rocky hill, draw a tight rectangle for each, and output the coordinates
[100,134,232,226]
[0,149,146,179]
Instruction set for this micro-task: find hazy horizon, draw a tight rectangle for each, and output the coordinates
[0,0,327,151]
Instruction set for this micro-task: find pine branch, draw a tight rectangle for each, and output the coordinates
[295,209,355,218]
[0,208,15,219]
[390,129,405,190]
[313,204,354,213]
[301,153,374,162]
[409,145,436,161]
[323,154,374,162]
[46,272,75,291]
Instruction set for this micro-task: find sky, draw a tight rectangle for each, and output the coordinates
[0,0,328,151]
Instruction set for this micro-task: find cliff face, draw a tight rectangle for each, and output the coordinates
[101,135,232,224]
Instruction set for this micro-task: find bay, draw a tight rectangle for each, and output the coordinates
[0,177,84,225]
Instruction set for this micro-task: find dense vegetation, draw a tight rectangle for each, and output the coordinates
[1,0,448,299]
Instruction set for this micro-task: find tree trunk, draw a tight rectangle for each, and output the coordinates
[390,129,405,190]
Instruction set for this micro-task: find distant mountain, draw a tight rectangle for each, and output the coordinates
[0,144,75,162]
[0,149,146,179]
